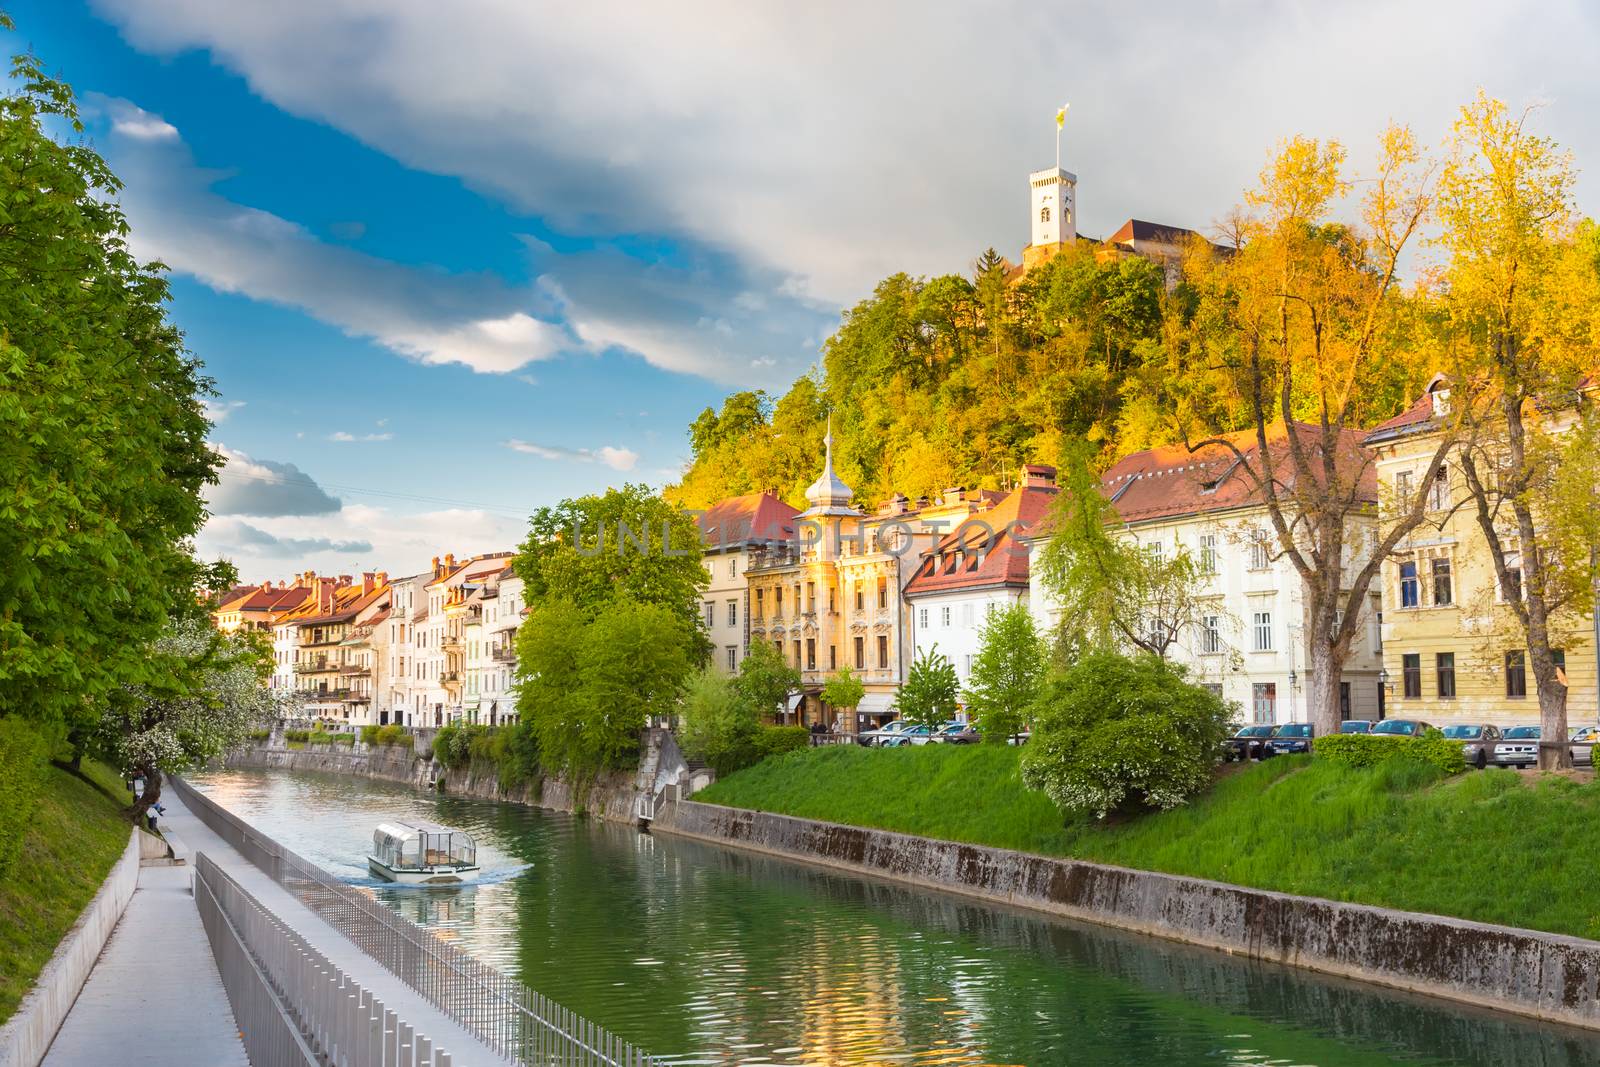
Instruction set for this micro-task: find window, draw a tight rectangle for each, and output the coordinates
[941,605,951,627]
[1395,470,1413,499]
[1553,649,1567,684]
[755,589,764,618]
[1201,615,1222,654]
[728,559,737,578]
[962,604,974,626]
[727,600,738,626]
[793,640,802,668]
[854,637,865,670]
[1427,467,1449,511]
[1147,617,1165,647]
[1402,653,1421,698]
[854,585,864,612]
[963,654,974,677]
[1399,561,1419,607]
[1249,533,1270,571]
[1251,683,1276,724]
[829,644,837,670]
[1040,204,1051,222]
[775,587,783,613]
[806,638,816,671]
[877,635,888,669]
[1147,540,1164,564]
[806,582,815,612]
[828,588,836,613]
[1199,534,1218,575]
[1340,682,1352,720]
[703,602,714,628]
[1502,554,1523,601]
[877,577,888,610]
[1431,558,1452,606]
[918,608,929,628]
[1251,611,1273,652]
[1505,650,1527,698]
[1436,653,1456,698]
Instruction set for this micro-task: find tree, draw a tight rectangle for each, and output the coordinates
[963,603,1043,741]
[1180,129,1452,737]
[1437,96,1600,767]
[1034,448,1213,660]
[515,599,588,773]
[0,26,220,739]
[820,668,865,730]
[895,647,959,729]
[735,640,801,722]
[1021,652,1233,818]
[96,619,282,823]
[679,667,761,777]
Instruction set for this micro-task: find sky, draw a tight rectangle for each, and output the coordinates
[6,1,1600,582]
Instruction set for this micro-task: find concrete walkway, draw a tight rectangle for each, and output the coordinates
[41,861,246,1067]
[156,790,499,1066]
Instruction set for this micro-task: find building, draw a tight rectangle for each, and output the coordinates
[381,569,431,726]
[904,465,1058,695]
[1028,426,1385,725]
[213,578,314,635]
[697,492,800,674]
[1365,378,1597,725]
[281,573,388,724]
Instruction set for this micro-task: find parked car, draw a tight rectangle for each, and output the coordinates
[1571,726,1598,767]
[1266,722,1315,756]
[1223,724,1275,762]
[935,721,980,744]
[1440,723,1502,769]
[1370,719,1433,738]
[861,720,911,747]
[882,724,939,747]
[1492,725,1542,768]
[1338,720,1375,734]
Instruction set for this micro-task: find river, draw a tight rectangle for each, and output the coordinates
[190,767,1600,1066]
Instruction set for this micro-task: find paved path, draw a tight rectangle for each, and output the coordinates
[42,862,247,1067]
[157,789,499,1066]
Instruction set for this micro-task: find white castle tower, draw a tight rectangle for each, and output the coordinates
[1029,165,1076,249]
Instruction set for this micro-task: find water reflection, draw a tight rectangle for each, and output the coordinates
[191,768,1600,1067]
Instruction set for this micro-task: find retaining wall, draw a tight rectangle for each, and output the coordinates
[0,829,141,1067]
[650,798,1600,1031]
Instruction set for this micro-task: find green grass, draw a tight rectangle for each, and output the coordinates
[0,760,134,1022]
[697,746,1600,939]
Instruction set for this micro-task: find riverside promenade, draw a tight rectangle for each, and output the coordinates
[41,789,497,1067]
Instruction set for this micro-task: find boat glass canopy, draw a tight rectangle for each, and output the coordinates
[371,821,477,869]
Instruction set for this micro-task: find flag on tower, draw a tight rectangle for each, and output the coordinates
[1055,104,1069,129]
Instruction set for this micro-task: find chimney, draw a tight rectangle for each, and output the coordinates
[375,571,388,585]
[942,486,965,506]
[361,571,376,594]
[431,555,440,571]
[1022,464,1057,488]
[444,553,456,570]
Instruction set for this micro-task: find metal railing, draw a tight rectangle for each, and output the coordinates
[195,853,450,1066]
[173,776,659,1066]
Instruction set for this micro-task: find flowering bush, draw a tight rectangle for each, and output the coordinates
[1021,652,1233,818]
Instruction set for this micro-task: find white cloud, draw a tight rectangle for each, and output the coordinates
[328,431,394,442]
[88,1,1600,310]
[504,438,638,471]
[206,444,343,517]
[202,398,246,423]
[96,97,179,140]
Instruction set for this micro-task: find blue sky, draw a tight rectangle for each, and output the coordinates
[6,1,1599,580]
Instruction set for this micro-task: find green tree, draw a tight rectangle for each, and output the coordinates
[0,24,220,739]
[820,668,865,729]
[1021,652,1232,818]
[1035,448,1212,660]
[679,667,761,776]
[515,599,588,773]
[95,620,282,822]
[963,603,1043,741]
[895,647,959,729]
[735,639,801,722]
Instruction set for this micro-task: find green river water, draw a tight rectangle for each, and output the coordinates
[190,768,1600,1067]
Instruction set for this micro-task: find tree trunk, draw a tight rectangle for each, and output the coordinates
[130,767,163,824]
[1307,638,1344,739]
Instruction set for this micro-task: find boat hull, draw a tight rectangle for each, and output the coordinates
[367,855,481,885]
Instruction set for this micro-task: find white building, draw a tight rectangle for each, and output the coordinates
[905,465,1058,695]
[1027,428,1384,725]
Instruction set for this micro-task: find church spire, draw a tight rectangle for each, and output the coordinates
[802,415,857,516]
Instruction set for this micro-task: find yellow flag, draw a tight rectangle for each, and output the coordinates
[1055,104,1069,129]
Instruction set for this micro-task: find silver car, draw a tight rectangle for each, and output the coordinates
[1492,725,1541,768]
[1440,723,1501,770]
[1570,726,1597,767]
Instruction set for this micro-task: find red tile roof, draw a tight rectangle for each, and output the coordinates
[904,482,1058,597]
[1101,422,1378,526]
[698,492,800,548]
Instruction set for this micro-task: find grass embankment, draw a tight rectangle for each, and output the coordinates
[0,760,133,1022]
[697,745,1600,939]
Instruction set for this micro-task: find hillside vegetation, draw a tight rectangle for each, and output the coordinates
[696,746,1600,939]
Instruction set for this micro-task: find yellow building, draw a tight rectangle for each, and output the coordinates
[1365,379,1596,726]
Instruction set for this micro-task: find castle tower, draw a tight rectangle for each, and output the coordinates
[1023,165,1077,269]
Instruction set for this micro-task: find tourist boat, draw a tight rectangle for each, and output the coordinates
[368,821,481,884]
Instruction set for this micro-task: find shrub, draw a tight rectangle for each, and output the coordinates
[372,724,412,748]
[0,718,49,879]
[1315,730,1466,775]
[331,732,356,746]
[307,728,333,744]
[754,725,810,760]
[359,725,379,745]
[484,721,541,790]
[680,667,762,777]
[1021,651,1233,818]
[246,728,270,741]
[284,728,310,743]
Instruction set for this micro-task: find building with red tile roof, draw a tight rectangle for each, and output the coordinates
[696,491,802,675]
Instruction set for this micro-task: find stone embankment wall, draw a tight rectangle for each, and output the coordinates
[0,829,141,1067]
[650,799,1600,1031]
[221,728,692,825]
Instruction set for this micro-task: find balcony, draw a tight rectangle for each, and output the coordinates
[344,692,371,704]
[439,670,461,685]
[491,646,516,663]
[441,635,463,653]
[339,665,371,677]
[294,660,339,674]
[300,636,344,649]
[747,546,801,572]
